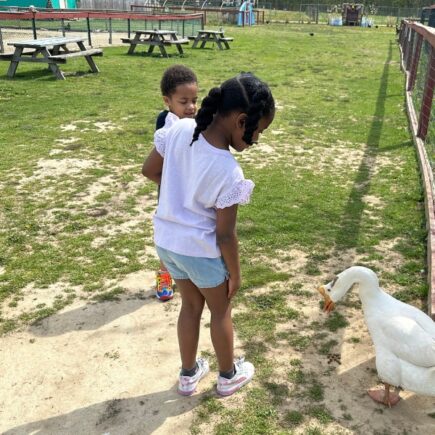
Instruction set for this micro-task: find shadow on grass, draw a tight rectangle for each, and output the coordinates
[3,385,206,435]
[333,41,394,256]
[332,356,435,432]
[1,68,100,81]
[28,292,153,337]
[1,69,55,81]
[123,51,186,58]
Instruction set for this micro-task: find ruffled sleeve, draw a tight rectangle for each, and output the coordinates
[163,112,179,129]
[215,179,255,209]
[154,113,180,157]
[154,128,167,157]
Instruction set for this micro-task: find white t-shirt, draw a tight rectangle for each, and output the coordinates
[153,118,254,258]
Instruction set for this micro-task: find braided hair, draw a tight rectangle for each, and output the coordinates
[191,72,274,146]
[160,65,197,97]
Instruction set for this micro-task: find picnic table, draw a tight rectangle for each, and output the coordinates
[190,30,233,50]
[121,30,188,57]
[0,37,102,80]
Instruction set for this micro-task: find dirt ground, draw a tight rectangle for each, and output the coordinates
[1,28,435,435]
[0,271,223,435]
[1,269,435,435]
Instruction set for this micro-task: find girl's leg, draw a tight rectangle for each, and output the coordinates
[199,280,233,373]
[175,278,205,370]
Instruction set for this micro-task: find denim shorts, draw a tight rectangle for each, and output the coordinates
[155,245,229,289]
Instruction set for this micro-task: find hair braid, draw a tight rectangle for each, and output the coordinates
[190,87,221,145]
[242,87,268,145]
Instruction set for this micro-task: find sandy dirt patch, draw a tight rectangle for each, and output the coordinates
[0,271,244,435]
[1,268,435,434]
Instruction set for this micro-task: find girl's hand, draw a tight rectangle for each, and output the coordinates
[216,205,241,299]
[142,147,163,184]
[228,276,241,299]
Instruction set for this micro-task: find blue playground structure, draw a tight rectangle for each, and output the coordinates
[421,5,435,28]
[237,0,255,26]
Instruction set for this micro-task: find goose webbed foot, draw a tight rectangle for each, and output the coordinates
[368,383,400,407]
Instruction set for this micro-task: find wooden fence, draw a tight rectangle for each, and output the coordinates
[130,5,264,25]
[399,20,435,319]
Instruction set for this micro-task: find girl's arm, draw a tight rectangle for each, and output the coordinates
[142,148,163,184]
[216,204,240,299]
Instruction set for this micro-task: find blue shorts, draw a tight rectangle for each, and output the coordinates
[155,245,229,289]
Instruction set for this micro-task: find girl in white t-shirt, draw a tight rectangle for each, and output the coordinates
[154,65,198,302]
[142,72,275,397]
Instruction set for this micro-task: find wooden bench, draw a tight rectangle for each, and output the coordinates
[220,37,234,42]
[0,53,13,61]
[4,37,102,79]
[163,39,189,46]
[48,48,103,62]
[121,38,134,44]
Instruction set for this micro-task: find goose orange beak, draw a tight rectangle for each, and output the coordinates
[317,285,335,313]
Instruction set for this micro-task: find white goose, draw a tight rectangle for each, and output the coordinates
[317,266,435,406]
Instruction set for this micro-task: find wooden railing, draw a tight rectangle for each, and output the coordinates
[399,20,435,319]
[130,4,265,25]
[399,20,435,141]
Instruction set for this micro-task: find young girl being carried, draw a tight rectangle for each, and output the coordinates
[142,72,275,396]
[154,65,198,301]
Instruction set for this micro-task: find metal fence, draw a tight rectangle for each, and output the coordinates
[0,9,203,49]
[72,1,425,26]
[260,4,422,25]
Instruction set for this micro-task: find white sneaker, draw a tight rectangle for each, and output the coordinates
[177,358,209,396]
[216,357,255,396]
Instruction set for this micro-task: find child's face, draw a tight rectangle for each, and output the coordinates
[163,82,198,119]
[231,112,274,153]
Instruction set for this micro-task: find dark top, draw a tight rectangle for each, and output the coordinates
[155,110,169,131]
[155,110,169,200]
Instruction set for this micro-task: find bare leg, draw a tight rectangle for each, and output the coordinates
[159,260,169,273]
[199,280,233,373]
[175,278,205,370]
[368,383,400,407]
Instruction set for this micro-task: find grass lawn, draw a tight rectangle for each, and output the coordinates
[0,23,428,433]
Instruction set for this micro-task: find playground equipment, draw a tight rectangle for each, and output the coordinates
[237,0,255,26]
[342,3,364,26]
[421,5,435,28]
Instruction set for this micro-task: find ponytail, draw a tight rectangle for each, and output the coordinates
[190,73,274,147]
[242,88,268,145]
[190,87,221,145]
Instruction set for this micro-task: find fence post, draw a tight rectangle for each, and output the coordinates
[417,46,435,140]
[32,14,37,40]
[182,19,185,38]
[403,27,411,70]
[128,18,131,38]
[408,34,423,92]
[0,27,4,53]
[406,29,415,71]
[109,18,112,44]
[87,17,92,46]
